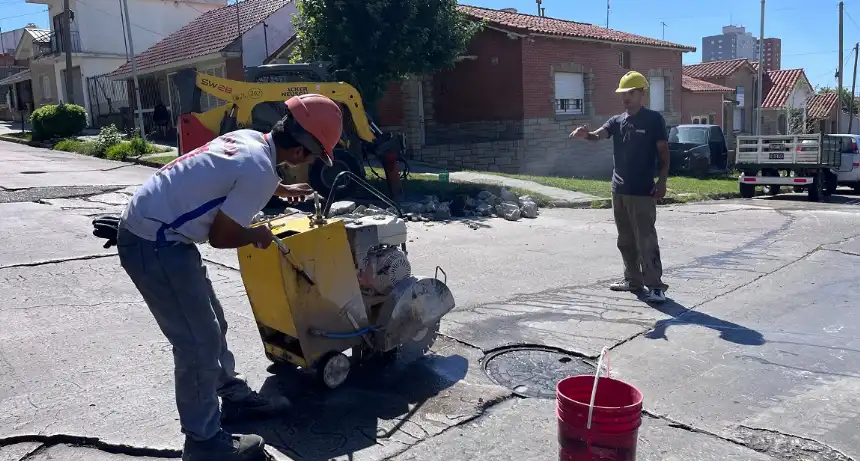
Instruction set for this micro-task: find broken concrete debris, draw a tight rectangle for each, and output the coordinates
[325,187,538,223]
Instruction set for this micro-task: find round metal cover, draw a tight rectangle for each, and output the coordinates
[483,346,596,399]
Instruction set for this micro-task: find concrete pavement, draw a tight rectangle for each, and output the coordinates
[2,140,860,460]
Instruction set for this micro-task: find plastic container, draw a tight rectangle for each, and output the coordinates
[556,375,643,461]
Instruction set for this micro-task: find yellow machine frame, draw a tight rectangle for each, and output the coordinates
[237,214,368,369]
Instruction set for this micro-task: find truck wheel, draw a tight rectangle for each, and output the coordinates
[309,148,363,201]
[824,171,837,196]
[808,171,824,202]
[854,183,860,194]
[740,183,755,198]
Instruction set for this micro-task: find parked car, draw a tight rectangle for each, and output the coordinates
[828,134,860,193]
[667,124,729,176]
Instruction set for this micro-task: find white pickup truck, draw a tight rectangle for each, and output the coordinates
[735,134,847,201]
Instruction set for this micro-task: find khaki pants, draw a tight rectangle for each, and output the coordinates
[612,192,667,290]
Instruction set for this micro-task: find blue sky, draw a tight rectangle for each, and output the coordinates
[1,0,857,89]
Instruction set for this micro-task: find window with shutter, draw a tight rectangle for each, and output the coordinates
[199,64,228,112]
[648,77,665,112]
[555,72,585,115]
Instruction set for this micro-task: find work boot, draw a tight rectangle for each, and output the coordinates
[609,279,644,292]
[182,430,265,461]
[221,391,292,423]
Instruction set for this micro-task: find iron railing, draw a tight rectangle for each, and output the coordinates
[36,30,83,57]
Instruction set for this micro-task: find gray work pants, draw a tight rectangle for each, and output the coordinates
[116,228,253,441]
[611,192,667,291]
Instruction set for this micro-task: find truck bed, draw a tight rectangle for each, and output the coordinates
[736,134,842,168]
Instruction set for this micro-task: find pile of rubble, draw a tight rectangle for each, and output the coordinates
[329,187,539,222]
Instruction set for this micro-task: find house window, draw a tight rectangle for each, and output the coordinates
[619,50,631,69]
[199,64,227,112]
[648,76,665,112]
[554,72,585,115]
[40,75,51,99]
[692,115,708,124]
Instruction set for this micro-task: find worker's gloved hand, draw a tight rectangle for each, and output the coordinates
[92,214,121,249]
[250,226,275,250]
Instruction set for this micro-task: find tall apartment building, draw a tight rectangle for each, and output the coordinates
[702,26,781,71]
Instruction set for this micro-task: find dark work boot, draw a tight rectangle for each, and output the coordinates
[221,391,292,423]
[182,430,265,461]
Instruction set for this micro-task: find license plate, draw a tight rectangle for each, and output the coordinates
[768,143,785,150]
[768,152,785,160]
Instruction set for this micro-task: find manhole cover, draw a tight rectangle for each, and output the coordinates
[483,346,595,399]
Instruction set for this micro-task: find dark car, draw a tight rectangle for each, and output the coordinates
[667,124,729,176]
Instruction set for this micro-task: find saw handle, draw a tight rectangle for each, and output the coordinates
[271,235,316,286]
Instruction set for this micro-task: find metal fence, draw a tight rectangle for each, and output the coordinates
[85,72,176,142]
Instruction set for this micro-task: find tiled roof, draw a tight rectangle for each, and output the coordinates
[109,0,293,77]
[805,92,839,119]
[683,59,754,79]
[761,68,808,108]
[682,75,733,93]
[26,28,51,44]
[458,5,695,51]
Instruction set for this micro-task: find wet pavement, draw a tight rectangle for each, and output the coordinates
[2,139,860,460]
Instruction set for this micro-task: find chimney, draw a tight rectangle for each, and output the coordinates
[501,8,517,13]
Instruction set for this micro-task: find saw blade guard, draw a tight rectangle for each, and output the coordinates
[383,274,455,348]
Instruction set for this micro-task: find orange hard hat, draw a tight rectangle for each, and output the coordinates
[285,94,343,167]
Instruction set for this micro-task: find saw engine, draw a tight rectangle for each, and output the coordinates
[342,213,453,356]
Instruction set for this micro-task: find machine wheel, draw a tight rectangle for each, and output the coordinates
[793,186,805,193]
[808,171,824,202]
[308,148,363,200]
[316,351,351,389]
[740,183,755,198]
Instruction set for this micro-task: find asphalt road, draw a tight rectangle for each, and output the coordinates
[1,140,860,461]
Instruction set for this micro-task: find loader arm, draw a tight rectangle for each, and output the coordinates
[174,69,376,154]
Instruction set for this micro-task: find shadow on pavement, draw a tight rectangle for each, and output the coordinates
[225,354,469,460]
[644,298,766,346]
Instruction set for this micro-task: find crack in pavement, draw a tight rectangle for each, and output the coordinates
[0,434,181,458]
[0,254,116,270]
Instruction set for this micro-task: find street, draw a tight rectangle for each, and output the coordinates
[1,140,859,461]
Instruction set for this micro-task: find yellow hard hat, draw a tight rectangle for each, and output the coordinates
[616,71,648,93]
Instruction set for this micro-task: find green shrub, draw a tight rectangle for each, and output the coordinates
[105,142,135,161]
[30,104,88,140]
[129,137,149,156]
[93,124,123,156]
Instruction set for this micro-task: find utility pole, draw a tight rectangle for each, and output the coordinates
[661,22,668,40]
[62,0,74,103]
[850,43,858,133]
[121,0,145,139]
[236,0,243,61]
[606,0,611,28]
[755,0,765,135]
[838,2,844,133]
[263,22,269,57]
[536,0,542,16]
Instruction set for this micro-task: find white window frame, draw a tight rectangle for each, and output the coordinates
[648,76,666,112]
[198,63,228,112]
[554,72,585,115]
[619,50,630,70]
[40,75,52,99]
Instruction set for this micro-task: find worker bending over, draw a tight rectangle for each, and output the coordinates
[116,94,343,461]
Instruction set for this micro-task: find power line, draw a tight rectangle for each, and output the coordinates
[657,6,802,22]
[0,9,47,21]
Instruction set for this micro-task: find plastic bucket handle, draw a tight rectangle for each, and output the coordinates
[586,346,611,430]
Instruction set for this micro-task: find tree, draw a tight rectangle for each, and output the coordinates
[816,85,859,115]
[291,0,482,115]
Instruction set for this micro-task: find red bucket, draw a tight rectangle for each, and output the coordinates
[556,375,643,461]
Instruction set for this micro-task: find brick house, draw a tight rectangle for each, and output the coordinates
[679,75,734,127]
[759,68,814,135]
[682,58,758,135]
[377,6,695,178]
[104,0,296,133]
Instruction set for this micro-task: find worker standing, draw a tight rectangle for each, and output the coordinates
[569,71,670,304]
[116,94,343,461]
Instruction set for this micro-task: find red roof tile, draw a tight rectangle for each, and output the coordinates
[109,0,293,77]
[761,68,808,108]
[458,5,695,51]
[682,59,754,79]
[805,92,839,119]
[682,75,733,93]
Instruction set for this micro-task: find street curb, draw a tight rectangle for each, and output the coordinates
[0,134,34,146]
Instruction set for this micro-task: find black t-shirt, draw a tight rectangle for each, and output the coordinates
[601,108,668,196]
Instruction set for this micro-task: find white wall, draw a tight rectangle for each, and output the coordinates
[0,27,27,55]
[788,82,814,109]
[839,112,860,134]
[43,0,224,57]
[240,1,297,67]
